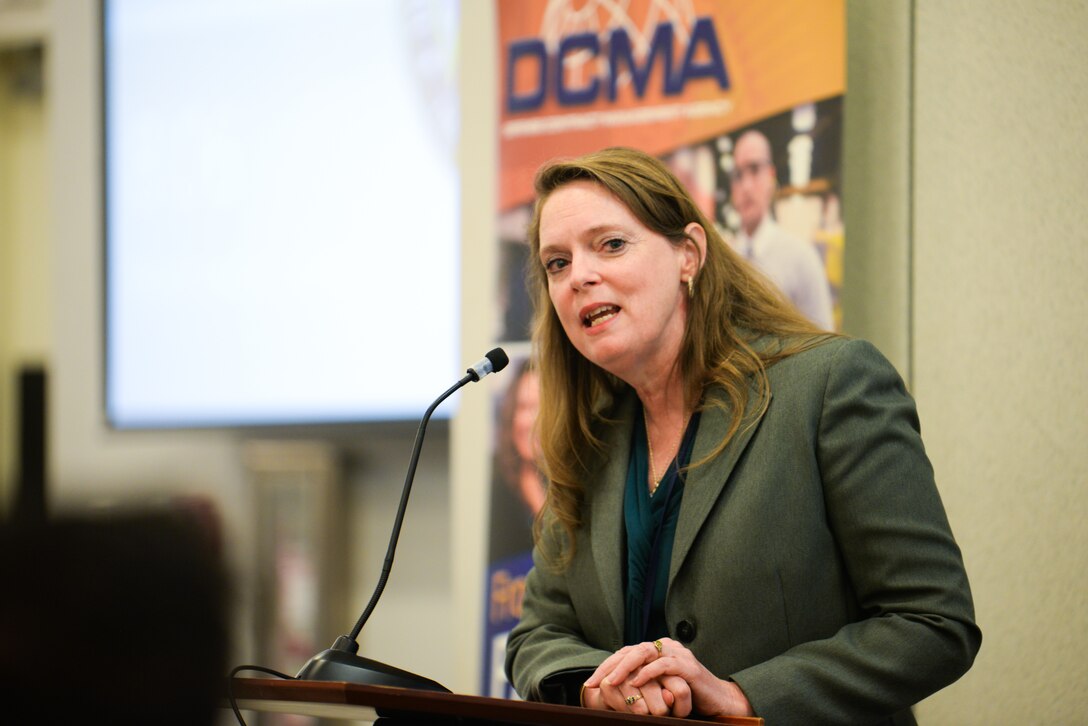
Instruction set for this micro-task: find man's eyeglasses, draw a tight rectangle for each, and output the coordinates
[729,159,772,183]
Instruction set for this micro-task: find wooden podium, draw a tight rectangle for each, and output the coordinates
[230,678,764,725]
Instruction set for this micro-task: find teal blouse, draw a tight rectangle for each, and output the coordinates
[623,406,702,645]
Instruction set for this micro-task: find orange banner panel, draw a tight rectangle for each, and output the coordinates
[497,0,844,210]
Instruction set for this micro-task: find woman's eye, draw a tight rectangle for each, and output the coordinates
[544,258,569,274]
[603,238,626,252]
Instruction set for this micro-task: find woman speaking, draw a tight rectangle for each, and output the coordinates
[504,147,980,724]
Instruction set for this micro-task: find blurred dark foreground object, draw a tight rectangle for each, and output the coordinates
[0,506,229,725]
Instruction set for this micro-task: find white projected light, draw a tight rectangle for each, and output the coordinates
[104,0,460,427]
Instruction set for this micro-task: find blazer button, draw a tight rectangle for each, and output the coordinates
[675,620,696,643]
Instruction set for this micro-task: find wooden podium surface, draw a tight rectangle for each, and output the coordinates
[231,678,764,725]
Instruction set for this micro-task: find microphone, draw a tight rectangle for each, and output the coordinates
[466,348,509,382]
[294,348,509,691]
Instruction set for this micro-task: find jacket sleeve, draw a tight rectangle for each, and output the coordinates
[730,339,982,724]
[504,531,615,703]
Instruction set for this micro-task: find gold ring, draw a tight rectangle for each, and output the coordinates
[653,639,663,655]
[625,693,643,706]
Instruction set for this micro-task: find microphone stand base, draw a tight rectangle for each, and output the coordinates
[295,647,450,693]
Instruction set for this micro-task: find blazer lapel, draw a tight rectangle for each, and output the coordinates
[668,385,769,587]
[589,392,635,640]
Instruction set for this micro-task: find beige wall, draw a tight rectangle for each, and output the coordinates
[0,44,49,508]
[2,0,1085,719]
[842,1,912,371]
[451,0,499,695]
[911,1,1088,722]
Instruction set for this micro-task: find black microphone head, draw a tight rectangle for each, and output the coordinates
[466,348,510,382]
[486,348,509,374]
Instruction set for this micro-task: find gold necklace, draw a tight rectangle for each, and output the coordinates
[644,408,662,497]
[645,407,690,497]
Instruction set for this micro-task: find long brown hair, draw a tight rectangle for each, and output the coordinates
[528,147,833,566]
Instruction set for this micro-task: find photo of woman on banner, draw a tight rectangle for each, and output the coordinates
[488,355,548,563]
[504,147,980,724]
[484,354,548,697]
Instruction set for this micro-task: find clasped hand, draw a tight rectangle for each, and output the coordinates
[580,638,752,719]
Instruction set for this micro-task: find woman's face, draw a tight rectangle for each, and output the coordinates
[537,180,701,386]
[512,370,540,463]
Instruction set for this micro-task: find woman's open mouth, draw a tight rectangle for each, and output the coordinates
[583,304,620,328]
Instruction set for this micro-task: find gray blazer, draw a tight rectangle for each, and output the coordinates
[506,338,981,725]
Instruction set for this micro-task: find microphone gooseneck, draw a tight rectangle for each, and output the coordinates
[294,348,508,691]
